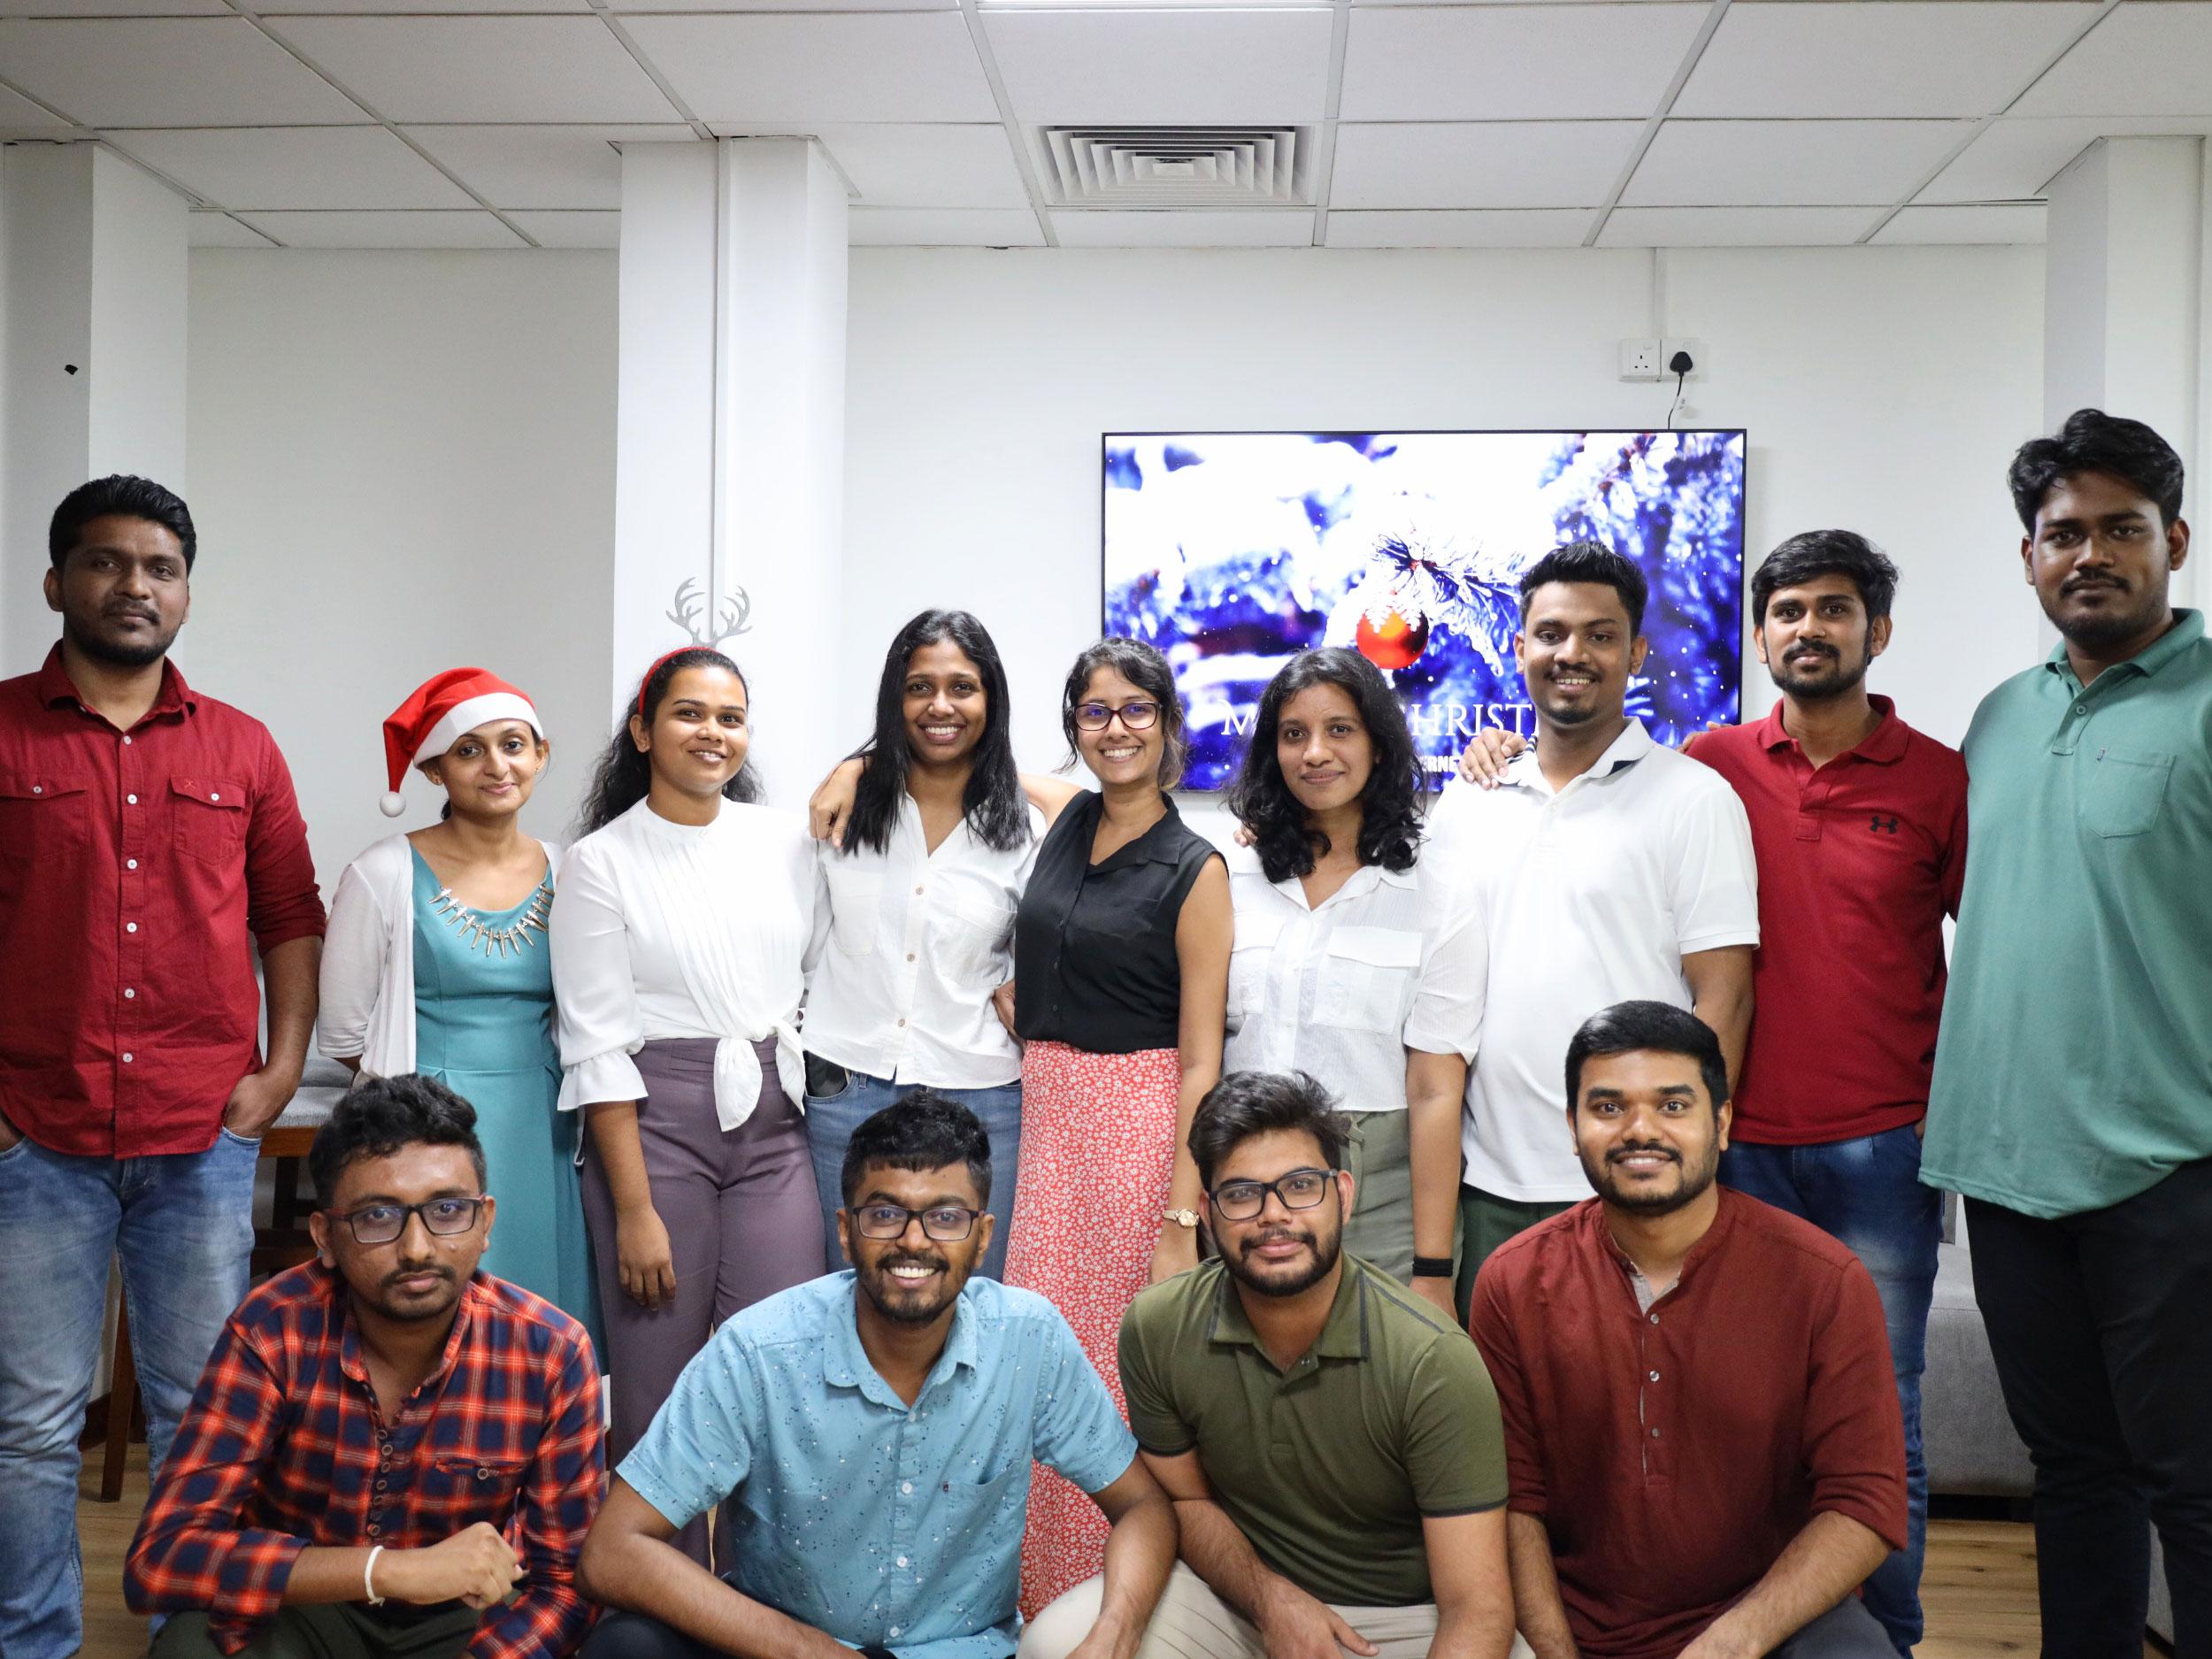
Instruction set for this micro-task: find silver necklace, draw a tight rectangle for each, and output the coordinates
[431,880,551,958]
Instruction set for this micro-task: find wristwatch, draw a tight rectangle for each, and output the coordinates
[1163,1208,1202,1230]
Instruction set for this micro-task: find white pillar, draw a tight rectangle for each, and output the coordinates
[611,137,848,797]
[0,143,189,674]
[2043,135,2208,608]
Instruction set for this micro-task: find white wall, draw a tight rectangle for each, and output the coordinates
[184,250,617,895]
[841,244,2047,810]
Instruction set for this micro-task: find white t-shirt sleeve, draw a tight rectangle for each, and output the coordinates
[1667,765,1761,954]
[1403,864,1486,1063]
[549,833,649,1110]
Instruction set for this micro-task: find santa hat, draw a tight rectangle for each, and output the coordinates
[380,668,542,818]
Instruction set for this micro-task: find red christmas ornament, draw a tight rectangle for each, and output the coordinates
[1356,607,1430,670]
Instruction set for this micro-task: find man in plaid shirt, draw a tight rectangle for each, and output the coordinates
[127,1074,605,1659]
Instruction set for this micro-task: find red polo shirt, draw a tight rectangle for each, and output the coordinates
[1684,698,1967,1145]
[0,646,325,1158]
[1471,1192,1908,1659]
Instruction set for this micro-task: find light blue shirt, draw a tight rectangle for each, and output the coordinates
[620,1272,1137,1659]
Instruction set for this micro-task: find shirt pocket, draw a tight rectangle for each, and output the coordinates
[1227,911,1286,1027]
[1316,926,1420,1033]
[0,772,90,872]
[171,775,250,866]
[422,1452,530,1517]
[2081,745,2175,839]
[940,890,1017,987]
[826,866,884,956]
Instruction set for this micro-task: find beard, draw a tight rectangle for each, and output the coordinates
[1578,1140,1720,1218]
[856,1248,964,1325]
[1221,1219,1343,1300]
[352,1263,462,1323]
[67,611,180,669]
[1768,641,1869,701]
[2053,580,2166,653]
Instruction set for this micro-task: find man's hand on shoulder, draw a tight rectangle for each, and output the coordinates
[1252,1574,1379,1659]
[381,1522,525,1610]
[1454,730,1526,788]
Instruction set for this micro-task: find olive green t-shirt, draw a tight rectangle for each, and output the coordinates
[1117,1255,1507,1607]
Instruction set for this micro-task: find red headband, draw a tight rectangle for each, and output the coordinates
[636,649,695,726]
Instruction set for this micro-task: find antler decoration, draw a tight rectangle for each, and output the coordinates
[666,577,755,649]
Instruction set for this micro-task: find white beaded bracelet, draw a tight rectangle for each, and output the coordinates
[365,1544,387,1608]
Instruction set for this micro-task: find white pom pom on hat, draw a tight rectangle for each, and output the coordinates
[380,667,542,819]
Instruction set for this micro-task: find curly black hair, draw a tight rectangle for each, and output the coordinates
[310,1073,487,1208]
[2008,408,2185,533]
[1226,648,1424,883]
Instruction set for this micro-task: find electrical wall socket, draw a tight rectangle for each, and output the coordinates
[1618,337,1663,381]
[1662,338,1706,379]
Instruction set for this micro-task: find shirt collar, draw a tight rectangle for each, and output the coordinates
[2041,607,2204,685]
[1266,859,1414,911]
[334,1266,483,1395]
[1206,1259,1371,1364]
[1506,717,1655,795]
[1581,1187,1740,1302]
[823,1271,979,1409]
[35,642,196,718]
[1085,791,1193,872]
[1755,694,1910,765]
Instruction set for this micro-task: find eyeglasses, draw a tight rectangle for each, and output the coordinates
[1073,700,1161,733]
[1209,1168,1335,1223]
[328,1196,488,1246]
[851,1202,984,1242]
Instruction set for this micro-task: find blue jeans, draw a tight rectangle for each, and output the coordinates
[804,1068,1021,1283]
[0,1127,258,1659]
[1719,1125,1940,1657]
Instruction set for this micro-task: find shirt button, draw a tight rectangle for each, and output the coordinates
[901,1481,913,1494]
[366,1525,380,1537]
[127,858,138,870]
[210,792,220,801]
[30,785,41,795]
[1650,1427,1662,1440]
[127,793,138,805]
[127,922,138,933]
[896,1018,907,1027]
[124,988,136,999]
[914,886,925,895]
[122,1053,134,1064]
[906,954,916,963]
[1648,1313,1659,1325]
[1648,1370,1660,1382]
[123,735,132,745]
[889,1630,901,1639]
[895,1557,908,1569]
[375,1479,387,1491]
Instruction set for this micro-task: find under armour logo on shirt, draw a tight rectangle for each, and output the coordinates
[1870,815,1899,834]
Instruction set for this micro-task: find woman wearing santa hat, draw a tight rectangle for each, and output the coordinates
[317,667,600,1343]
[550,645,824,1566]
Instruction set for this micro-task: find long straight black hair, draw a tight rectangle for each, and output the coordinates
[843,610,1028,856]
[1225,647,1424,883]
[576,647,763,837]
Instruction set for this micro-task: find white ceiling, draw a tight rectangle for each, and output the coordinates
[0,0,2205,250]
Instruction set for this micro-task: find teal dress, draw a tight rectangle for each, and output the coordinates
[411,849,602,1353]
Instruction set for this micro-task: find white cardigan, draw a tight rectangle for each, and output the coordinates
[318,833,565,1080]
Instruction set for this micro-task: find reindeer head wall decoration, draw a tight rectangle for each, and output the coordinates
[666,577,754,650]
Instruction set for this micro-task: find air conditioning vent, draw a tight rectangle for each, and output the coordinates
[1040,127,1311,209]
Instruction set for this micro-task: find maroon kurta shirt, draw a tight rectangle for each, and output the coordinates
[1684,698,1967,1145]
[0,646,325,1157]
[1471,1190,1908,1659]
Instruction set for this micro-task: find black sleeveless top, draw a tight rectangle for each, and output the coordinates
[1014,790,1221,1053]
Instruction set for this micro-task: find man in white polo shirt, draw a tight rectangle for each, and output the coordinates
[1429,541,1758,1321]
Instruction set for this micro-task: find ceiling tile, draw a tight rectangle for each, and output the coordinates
[0,77,67,127]
[107,127,472,209]
[618,13,998,124]
[2014,3,2212,117]
[404,125,692,210]
[0,19,365,126]
[188,211,277,246]
[1325,209,1593,248]
[1871,203,2045,244]
[258,0,588,12]
[1622,118,1967,205]
[2,0,224,15]
[1674,3,2100,119]
[1340,6,1708,121]
[507,209,618,247]
[611,0,949,12]
[1050,208,1314,247]
[1918,114,2212,203]
[805,123,1028,208]
[1329,121,1641,209]
[984,10,1333,126]
[849,206,1042,246]
[1597,205,1876,246]
[235,208,526,247]
[264,16,679,124]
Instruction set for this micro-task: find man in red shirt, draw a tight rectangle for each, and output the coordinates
[1471,1001,1907,1659]
[1457,532,1962,1655]
[0,476,326,1659]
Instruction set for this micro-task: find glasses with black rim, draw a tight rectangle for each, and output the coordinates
[326,1195,489,1246]
[1208,1167,1336,1223]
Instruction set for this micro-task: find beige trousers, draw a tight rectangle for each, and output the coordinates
[1018,1562,1532,1659]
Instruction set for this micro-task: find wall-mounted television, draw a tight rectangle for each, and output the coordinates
[1102,429,1747,791]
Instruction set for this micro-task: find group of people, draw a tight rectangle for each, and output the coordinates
[0,401,2203,1659]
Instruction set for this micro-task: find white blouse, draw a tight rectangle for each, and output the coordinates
[550,796,818,1130]
[804,798,1042,1090]
[1222,841,1485,1114]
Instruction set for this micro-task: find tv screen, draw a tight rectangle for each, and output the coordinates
[1102,429,1747,791]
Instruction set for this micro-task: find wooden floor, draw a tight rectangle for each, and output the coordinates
[75,1447,2158,1658]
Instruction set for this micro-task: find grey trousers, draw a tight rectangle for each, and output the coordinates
[1340,1110,1417,1283]
[1018,1562,1532,1659]
[1766,1595,1896,1657]
[580,1036,826,1563]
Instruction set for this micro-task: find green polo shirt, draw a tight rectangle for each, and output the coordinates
[1923,609,2212,1218]
[1117,1254,1505,1607]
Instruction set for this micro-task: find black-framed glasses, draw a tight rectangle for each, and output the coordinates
[1209,1168,1335,1223]
[1073,700,1161,733]
[851,1202,983,1242]
[329,1196,488,1246]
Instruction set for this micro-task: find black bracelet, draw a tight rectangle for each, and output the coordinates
[1410,1256,1454,1279]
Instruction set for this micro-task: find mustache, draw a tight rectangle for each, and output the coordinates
[2062,574,2124,593]
[384,1263,453,1289]
[876,1251,949,1276]
[1606,1143,1680,1164]
[1240,1226,1316,1256]
[1786,644,1836,661]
